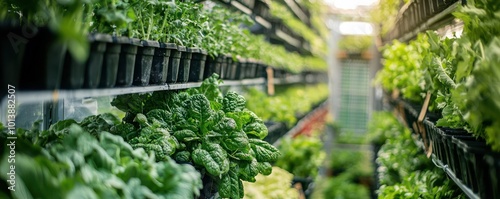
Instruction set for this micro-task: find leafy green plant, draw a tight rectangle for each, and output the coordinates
[112,74,280,199]
[245,84,329,127]
[366,111,403,145]
[375,119,465,198]
[379,170,465,199]
[91,0,133,36]
[375,34,428,103]
[376,0,500,151]
[455,38,500,151]
[242,166,299,199]
[446,0,500,151]
[376,126,429,186]
[275,135,325,178]
[322,172,371,199]
[1,123,202,199]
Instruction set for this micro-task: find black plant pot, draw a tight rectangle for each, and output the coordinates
[84,33,111,88]
[62,34,108,89]
[188,49,207,82]
[204,55,223,79]
[442,129,470,170]
[178,47,194,83]
[61,50,85,89]
[0,23,24,94]
[150,43,176,84]
[99,37,122,88]
[292,177,314,198]
[228,56,239,80]
[115,37,140,87]
[459,140,493,198]
[234,58,246,80]
[251,61,262,78]
[18,27,67,90]
[257,62,267,78]
[223,56,231,80]
[245,60,257,78]
[133,40,158,86]
[439,128,469,166]
[485,154,500,199]
[219,55,228,79]
[451,136,470,179]
[167,46,185,83]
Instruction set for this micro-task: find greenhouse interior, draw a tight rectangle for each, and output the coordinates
[0,0,499,198]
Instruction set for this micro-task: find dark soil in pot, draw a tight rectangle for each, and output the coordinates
[133,40,158,86]
[178,47,194,83]
[188,49,207,82]
[167,46,185,83]
[115,37,140,87]
[150,43,176,84]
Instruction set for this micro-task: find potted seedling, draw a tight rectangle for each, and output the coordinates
[3,0,92,90]
[162,1,205,83]
[149,1,177,85]
[92,0,134,88]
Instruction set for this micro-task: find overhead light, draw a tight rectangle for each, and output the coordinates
[339,21,373,35]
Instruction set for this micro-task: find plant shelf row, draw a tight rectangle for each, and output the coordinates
[213,0,312,55]
[1,33,268,93]
[385,0,462,42]
[389,96,500,199]
[0,78,266,105]
[272,100,329,146]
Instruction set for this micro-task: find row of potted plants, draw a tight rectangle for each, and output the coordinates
[0,0,327,91]
[375,0,500,152]
[370,110,465,198]
[268,0,328,56]
[375,2,500,197]
[390,97,500,198]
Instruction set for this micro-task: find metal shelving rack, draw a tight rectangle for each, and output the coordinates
[0,78,265,105]
[385,0,464,42]
[379,0,486,197]
[409,133,480,199]
[390,98,482,199]
[273,100,329,146]
[212,0,311,55]
[0,78,267,127]
[431,155,480,199]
